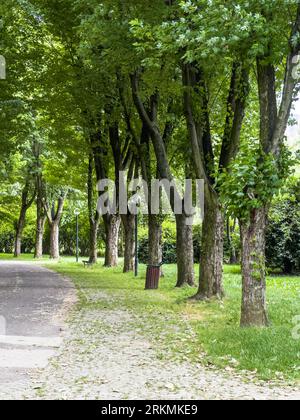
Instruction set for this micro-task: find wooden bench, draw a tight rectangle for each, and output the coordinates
[83,260,94,268]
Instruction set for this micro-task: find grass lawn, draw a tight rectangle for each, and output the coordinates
[0,253,44,261]
[0,254,78,262]
[1,254,299,382]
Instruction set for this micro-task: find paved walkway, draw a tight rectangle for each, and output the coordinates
[0,261,75,400]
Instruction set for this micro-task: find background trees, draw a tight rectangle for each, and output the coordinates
[0,0,299,330]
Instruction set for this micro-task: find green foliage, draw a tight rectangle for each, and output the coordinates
[220,141,296,220]
[266,179,300,273]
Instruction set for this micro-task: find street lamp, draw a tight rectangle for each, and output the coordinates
[129,193,141,278]
[135,211,139,277]
[74,209,80,263]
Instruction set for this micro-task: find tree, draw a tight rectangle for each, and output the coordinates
[33,138,47,258]
[240,3,300,327]
[43,188,68,259]
[14,174,36,257]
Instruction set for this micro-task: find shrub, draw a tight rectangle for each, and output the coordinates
[138,219,201,264]
[266,179,300,273]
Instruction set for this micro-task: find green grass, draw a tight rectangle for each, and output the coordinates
[0,253,80,262]
[0,253,42,260]
[1,253,299,382]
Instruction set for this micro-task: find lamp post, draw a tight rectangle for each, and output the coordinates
[129,193,141,278]
[135,212,138,277]
[74,209,80,263]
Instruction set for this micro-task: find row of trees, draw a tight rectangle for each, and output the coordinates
[1,0,299,328]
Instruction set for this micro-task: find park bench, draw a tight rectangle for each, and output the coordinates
[82,260,94,268]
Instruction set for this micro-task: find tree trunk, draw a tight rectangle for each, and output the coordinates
[89,219,99,264]
[227,217,238,264]
[230,247,238,265]
[122,214,135,273]
[175,214,195,287]
[148,214,163,266]
[49,222,60,259]
[14,228,23,258]
[34,215,46,259]
[87,153,100,264]
[14,205,27,258]
[44,195,66,260]
[240,207,269,327]
[104,215,121,267]
[193,186,224,299]
[35,180,46,259]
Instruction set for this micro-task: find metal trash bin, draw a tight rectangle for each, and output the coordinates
[145,264,162,290]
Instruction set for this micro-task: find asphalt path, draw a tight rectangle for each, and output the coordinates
[0,261,75,399]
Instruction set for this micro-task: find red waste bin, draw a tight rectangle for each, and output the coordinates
[145,264,161,290]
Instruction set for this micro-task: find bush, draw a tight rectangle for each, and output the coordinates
[266,180,300,273]
[138,219,201,264]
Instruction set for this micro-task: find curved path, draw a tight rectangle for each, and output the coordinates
[0,261,75,400]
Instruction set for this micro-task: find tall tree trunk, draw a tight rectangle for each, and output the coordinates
[49,222,60,259]
[14,210,26,257]
[34,214,46,259]
[122,214,135,273]
[14,181,35,258]
[89,219,99,264]
[44,195,66,260]
[227,217,238,264]
[193,186,224,299]
[35,177,46,259]
[175,214,195,287]
[87,154,99,264]
[230,246,238,265]
[148,214,163,266]
[240,207,269,327]
[104,215,121,267]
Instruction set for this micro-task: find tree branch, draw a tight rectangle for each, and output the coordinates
[272,3,300,155]
[219,62,249,171]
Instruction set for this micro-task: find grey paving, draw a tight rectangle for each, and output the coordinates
[0,261,75,399]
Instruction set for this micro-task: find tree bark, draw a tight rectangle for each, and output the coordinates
[193,185,224,299]
[14,181,35,258]
[49,222,60,260]
[227,217,238,264]
[34,174,46,259]
[44,194,66,260]
[34,214,46,259]
[122,214,135,272]
[175,214,195,287]
[14,207,26,257]
[89,219,99,264]
[14,216,25,257]
[240,208,269,327]
[148,214,163,266]
[104,215,121,267]
[87,154,100,264]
